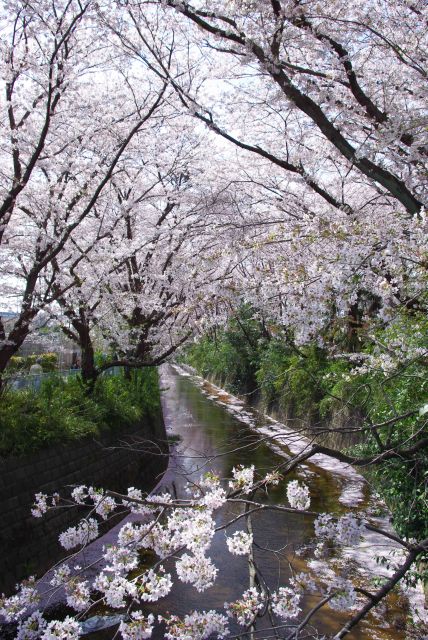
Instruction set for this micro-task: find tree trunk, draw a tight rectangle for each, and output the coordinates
[80,333,98,389]
[0,310,37,390]
[63,311,99,392]
[347,302,363,353]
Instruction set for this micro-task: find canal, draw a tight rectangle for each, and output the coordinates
[32,364,423,639]
[138,364,414,639]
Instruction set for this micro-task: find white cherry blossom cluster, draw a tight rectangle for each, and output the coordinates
[175,553,218,592]
[70,485,88,504]
[314,513,337,540]
[16,610,47,640]
[138,567,173,602]
[328,577,357,611]
[229,465,255,493]
[64,578,90,612]
[271,587,301,620]
[49,564,71,587]
[184,510,217,550]
[147,492,173,507]
[199,472,221,490]
[58,518,99,550]
[286,480,310,510]
[103,544,139,573]
[119,612,155,640]
[336,514,364,546]
[30,493,59,518]
[94,495,117,520]
[69,486,117,519]
[200,487,227,510]
[0,577,39,623]
[314,513,363,547]
[122,488,156,516]
[30,493,48,518]
[140,506,215,560]
[263,471,282,486]
[40,616,80,639]
[163,610,229,640]
[146,523,179,558]
[93,573,137,608]
[117,522,153,550]
[349,343,428,377]
[226,530,253,555]
[88,487,116,519]
[225,586,264,625]
[289,572,317,594]
[21,472,370,637]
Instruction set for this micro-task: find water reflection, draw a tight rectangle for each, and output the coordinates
[81,367,412,640]
[140,365,408,640]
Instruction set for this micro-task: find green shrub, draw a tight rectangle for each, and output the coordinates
[8,356,26,373]
[343,313,428,541]
[182,307,428,545]
[7,352,58,373]
[257,342,331,418]
[183,304,265,394]
[0,367,160,456]
[40,352,58,372]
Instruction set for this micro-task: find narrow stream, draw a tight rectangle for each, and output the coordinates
[33,364,424,639]
[138,364,416,640]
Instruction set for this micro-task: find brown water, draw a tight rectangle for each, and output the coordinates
[35,364,418,640]
[137,365,412,640]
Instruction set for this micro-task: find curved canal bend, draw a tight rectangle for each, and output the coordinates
[139,364,416,640]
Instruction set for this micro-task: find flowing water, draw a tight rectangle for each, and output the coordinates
[32,364,426,639]
[140,364,423,640]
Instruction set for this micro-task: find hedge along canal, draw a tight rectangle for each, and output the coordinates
[7,363,426,638]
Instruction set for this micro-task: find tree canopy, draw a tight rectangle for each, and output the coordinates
[0,1,427,638]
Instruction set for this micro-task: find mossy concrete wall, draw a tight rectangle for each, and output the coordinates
[0,412,167,594]
[179,364,362,449]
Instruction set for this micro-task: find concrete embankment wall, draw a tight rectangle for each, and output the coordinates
[0,412,168,594]
[177,363,362,450]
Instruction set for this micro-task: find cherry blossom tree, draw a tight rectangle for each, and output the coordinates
[50,119,238,386]
[0,2,427,638]
[119,0,427,346]
[0,0,169,385]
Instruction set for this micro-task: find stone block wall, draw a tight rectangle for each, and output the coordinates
[0,412,168,594]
